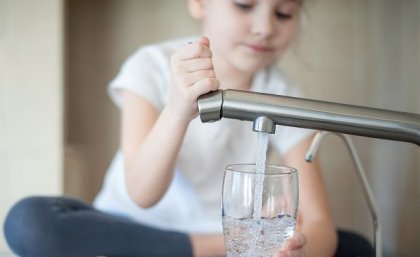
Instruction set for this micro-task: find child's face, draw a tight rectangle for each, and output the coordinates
[190,0,301,74]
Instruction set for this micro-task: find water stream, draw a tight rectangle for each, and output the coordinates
[249,131,270,255]
[253,131,269,219]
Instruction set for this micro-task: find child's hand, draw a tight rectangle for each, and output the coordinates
[168,36,220,122]
[275,232,307,257]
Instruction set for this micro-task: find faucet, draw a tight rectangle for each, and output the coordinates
[305,131,382,257]
[197,89,420,145]
[198,89,420,257]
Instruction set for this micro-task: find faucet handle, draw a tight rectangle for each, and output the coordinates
[197,90,223,122]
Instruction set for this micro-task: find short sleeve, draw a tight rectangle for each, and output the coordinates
[108,45,169,111]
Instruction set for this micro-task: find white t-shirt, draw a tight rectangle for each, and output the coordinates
[93,37,313,234]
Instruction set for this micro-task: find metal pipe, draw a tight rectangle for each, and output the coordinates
[305,131,382,257]
[197,90,420,146]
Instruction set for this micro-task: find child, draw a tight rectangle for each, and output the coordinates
[5,0,341,256]
[93,0,338,256]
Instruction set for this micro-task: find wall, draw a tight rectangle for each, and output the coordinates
[0,0,64,252]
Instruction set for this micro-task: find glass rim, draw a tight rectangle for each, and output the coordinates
[225,163,297,175]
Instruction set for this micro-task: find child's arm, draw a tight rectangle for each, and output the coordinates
[122,37,219,208]
[280,134,338,257]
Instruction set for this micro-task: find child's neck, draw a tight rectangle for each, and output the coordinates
[213,56,255,91]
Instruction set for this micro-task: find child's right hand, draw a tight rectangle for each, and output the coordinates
[168,36,220,122]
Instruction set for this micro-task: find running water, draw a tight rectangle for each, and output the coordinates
[253,131,269,219]
[248,131,270,255]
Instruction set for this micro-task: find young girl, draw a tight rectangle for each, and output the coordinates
[93,0,340,255]
[5,0,343,256]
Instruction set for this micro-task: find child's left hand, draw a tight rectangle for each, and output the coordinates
[275,232,307,257]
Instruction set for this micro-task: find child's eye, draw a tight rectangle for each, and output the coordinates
[275,12,293,20]
[234,2,253,10]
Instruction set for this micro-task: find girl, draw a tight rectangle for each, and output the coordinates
[95,0,337,256]
[5,0,361,256]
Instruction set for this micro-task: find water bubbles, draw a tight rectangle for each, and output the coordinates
[223,216,296,257]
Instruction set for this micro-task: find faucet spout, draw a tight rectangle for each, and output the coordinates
[198,90,420,146]
[253,116,276,134]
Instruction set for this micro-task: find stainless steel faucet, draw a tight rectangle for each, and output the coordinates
[198,89,420,257]
[197,90,420,145]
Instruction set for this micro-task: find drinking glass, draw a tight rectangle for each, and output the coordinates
[222,164,299,257]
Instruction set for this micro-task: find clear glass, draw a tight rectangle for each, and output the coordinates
[222,164,299,257]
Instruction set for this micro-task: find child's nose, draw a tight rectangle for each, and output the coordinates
[251,14,274,38]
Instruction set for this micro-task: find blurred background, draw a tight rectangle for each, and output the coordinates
[0,0,419,256]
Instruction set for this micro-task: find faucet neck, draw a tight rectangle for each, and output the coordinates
[198,89,420,146]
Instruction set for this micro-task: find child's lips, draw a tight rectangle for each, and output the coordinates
[245,44,274,52]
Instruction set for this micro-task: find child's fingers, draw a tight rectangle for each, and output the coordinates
[179,57,214,72]
[172,69,216,88]
[174,41,212,60]
[191,78,220,97]
[187,70,217,86]
[284,232,307,250]
[198,36,210,47]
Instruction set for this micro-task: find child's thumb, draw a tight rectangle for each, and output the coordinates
[197,36,210,47]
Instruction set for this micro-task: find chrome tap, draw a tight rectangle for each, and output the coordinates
[197,89,420,257]
[197,90,420,145]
